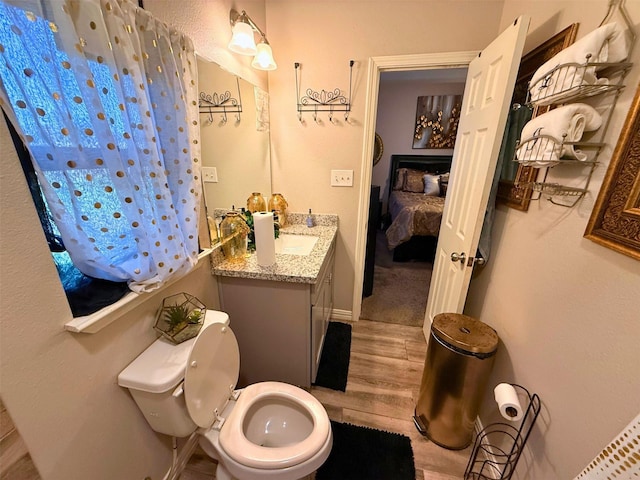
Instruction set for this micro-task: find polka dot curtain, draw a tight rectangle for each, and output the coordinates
[0,0,202,292]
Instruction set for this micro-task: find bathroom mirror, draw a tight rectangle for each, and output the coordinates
[198,57,272,231]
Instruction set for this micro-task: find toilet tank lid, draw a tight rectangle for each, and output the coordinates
[117,310,229,393]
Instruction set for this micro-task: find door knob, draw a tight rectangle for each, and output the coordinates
[450,252,466,264]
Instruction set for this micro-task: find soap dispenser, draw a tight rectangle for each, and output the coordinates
[306,209,314,228]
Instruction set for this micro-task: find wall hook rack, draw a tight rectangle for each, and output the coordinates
[198,76,242,125]
[295,60,354,123]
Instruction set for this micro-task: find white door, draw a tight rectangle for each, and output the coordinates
[424,16,530,337]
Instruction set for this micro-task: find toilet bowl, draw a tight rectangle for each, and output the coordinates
[118,310,332,480]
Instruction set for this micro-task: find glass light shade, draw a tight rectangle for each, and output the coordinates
[251,42,277,71]
[228,21,257,56]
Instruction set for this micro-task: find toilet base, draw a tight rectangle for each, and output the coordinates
[215,463,313,480]
[200,426,332,480]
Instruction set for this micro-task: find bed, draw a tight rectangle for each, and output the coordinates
[385,154,452,262]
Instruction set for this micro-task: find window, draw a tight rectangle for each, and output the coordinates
[5,112,130,316]
[0,0,202,316]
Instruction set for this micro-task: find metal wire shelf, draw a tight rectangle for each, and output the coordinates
[513,133,604,167]
[520,182,587,196]
[515,55,633,207]
[527,60,631,107]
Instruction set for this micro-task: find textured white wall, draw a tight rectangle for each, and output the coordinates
[465,2,640,478]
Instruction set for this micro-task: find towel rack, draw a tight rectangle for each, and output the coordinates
[513,2,636,207]
[515,56,632,206]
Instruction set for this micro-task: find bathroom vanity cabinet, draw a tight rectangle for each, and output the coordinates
[218,240,335,388]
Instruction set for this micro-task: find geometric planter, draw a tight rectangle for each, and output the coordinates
[153,292,206,344]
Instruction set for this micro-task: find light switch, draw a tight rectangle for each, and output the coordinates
[331,169,353,187]
[202,167,218,183]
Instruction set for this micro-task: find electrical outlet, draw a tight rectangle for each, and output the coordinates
[202,167,218,183]
[331,169,353,187]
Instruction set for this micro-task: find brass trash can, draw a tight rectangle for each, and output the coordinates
[413,313,498,450]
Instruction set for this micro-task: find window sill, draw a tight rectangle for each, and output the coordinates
[64,248,214,334]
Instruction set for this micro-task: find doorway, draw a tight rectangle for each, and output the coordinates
[352,52,477,325]
[360,68,468,327]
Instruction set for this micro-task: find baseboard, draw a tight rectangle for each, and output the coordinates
[330,308,352,322]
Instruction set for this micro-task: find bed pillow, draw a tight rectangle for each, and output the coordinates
[423,174,440,196]
[393,168,408,190]
[439,172,450,196]
[404,169,425,192]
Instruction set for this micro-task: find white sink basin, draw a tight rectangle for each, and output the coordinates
[274,234,319,255]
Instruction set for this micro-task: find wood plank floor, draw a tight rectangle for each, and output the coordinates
[0,398,42,480]
[181,319,470,479]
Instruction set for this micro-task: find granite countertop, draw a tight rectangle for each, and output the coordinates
[211,213,338,284]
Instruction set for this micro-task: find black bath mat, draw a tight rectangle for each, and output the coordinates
[313,322,352,391]
[316,421,416,480]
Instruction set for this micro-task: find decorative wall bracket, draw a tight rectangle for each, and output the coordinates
[199,76,242,124]
[295,60,354,123]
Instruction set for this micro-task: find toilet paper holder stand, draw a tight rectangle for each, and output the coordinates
[463,384,541,480]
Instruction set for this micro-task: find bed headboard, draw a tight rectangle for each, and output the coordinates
[388,154,453,195]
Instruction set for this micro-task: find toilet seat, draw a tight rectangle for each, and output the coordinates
[183,322,331,471]
[184,322,240,429]
[219,381,331,469]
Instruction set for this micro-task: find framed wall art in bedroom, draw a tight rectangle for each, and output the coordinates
[412,94,462,149]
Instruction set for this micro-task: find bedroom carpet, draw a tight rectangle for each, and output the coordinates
[360,264,431,326]
[316,421,416,480]
[360,231,432,327]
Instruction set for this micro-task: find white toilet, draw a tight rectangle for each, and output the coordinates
[118,310,332,480]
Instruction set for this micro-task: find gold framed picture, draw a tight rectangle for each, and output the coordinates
[584,84,640,261]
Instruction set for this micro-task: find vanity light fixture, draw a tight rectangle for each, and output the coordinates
[251,36,277,71]
[228,9,277,71]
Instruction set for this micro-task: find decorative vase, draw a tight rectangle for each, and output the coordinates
[207,215,219,245]
[268,193,288,227]
[220,211,249,261]
[153,292,206,344]
[246,192,267,213]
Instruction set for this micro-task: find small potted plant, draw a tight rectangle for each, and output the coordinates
[154,293,206,344]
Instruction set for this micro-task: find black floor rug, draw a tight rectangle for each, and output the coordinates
[313,322,352,391]
[316,421,416,480]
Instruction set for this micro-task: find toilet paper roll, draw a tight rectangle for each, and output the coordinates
[494,383,523,422]
[254,211,276,267]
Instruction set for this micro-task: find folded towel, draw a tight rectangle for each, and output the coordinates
[516,103,602,167]
[529,23,630,105]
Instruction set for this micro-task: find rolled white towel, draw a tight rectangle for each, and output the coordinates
[529,23,630,105]
[516,103,602,167]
